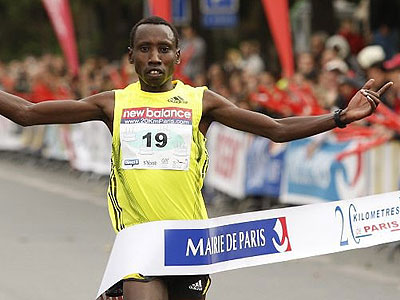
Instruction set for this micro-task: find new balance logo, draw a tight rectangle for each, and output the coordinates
[188,280,203,291]
[167,96,187,104]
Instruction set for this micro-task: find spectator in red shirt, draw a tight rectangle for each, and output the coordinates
[338,19,365,55]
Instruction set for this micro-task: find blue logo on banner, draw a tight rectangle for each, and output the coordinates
[245,138,286,197]
[164,218,291,266]
[285,139,352,201]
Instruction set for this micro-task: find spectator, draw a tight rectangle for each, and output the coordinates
[383,53,400,112]
[357,45,387,90]
[178,26,206,83]
[326,34,350,61]
[336,76,360,109]
[30,69,56,103]
[338,19,365,55]
[372,24,399,59]
[320,48,340,68]
[228,71,246,104]
[223,48,243,75]
[295,52,317,81]
[207,63,227,95]
[310,31,329,68]
[240,40,265,75]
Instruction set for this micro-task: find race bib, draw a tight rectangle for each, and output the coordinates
[120,107,192,170]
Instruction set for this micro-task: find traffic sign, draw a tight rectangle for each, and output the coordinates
[200,0,239,28]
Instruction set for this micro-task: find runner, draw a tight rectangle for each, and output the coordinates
[0,16,392,300]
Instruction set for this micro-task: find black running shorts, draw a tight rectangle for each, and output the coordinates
[106,275,211,299]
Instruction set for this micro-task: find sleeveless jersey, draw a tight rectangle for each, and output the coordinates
[107,80,209,232]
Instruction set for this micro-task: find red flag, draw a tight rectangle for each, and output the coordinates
[261,0,294,78]
[42,0,79,75]
[148,0,172,22]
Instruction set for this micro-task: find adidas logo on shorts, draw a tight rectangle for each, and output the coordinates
[188,280,203,291]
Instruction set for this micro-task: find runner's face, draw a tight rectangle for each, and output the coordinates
[129,24,179,92]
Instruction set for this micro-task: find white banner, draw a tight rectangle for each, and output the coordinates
[0,116,23,151]
[69,122,111,174]
[205,123,253,198]
[97,190,400,298]
[368,142,400,195]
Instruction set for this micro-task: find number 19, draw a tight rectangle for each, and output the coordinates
[142,132,168,148]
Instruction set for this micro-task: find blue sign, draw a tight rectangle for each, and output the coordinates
[201,0,239,13]
[245,138,286,197]
[200,0,239,28]
[172,0,191,25]
[164,217,291,266]
[202,14,237,27]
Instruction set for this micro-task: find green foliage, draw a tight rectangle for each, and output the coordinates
[0,0,144,62]
[0,0,60,60]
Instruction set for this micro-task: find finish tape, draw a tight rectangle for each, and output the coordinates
[97,191,400,298]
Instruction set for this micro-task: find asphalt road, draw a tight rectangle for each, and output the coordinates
[0,155,399,300]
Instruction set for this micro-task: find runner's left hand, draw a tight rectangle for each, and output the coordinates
[341,79,393,124]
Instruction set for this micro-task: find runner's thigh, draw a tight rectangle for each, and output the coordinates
[123,279,168,300]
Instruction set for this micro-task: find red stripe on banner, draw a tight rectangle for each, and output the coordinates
[148,0,172,22]
[261,0,294,78]
[336,136,390,161]
[42,0,79,75]
[335,135,390,186]
[367,103,400,134]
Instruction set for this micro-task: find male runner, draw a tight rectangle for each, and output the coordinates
[0,16,392,300]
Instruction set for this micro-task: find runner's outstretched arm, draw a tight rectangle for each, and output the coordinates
[0,90,114,128]
[202,79,392,143]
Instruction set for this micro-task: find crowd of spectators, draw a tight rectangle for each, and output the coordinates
[1,19,400,213]
[1,19,400,140]
[187,20,400,127]
[0,53,138,101]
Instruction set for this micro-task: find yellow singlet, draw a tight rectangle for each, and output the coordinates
[107,80,209,233]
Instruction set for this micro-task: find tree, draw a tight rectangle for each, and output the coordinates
[0,0,144,61]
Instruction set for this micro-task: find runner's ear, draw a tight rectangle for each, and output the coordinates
[175,49,181,64]
[128,47,134,64]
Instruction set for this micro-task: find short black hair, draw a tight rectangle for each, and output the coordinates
[130,16,179,48]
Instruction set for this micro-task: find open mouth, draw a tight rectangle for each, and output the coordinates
[147,69,163,77]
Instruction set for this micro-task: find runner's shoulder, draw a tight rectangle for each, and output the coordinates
[202,89,234,117]
[83,90,115,108]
